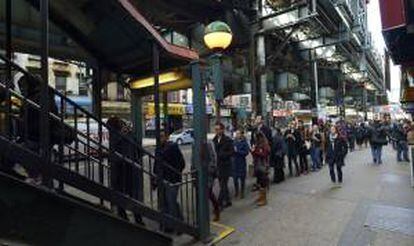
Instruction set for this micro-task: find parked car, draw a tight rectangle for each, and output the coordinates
[169,129,194,145]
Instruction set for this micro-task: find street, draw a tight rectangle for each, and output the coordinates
[199,145,414,246]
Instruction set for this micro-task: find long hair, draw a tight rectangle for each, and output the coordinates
[256,132,270,150]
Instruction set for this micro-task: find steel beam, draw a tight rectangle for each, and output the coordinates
[191,61,210,241]
[131,90,144,202]
[5,0,12,137]
[153,43,161,149]
[39,0,52,187]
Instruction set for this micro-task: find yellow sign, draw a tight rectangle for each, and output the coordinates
[144,103,184,116]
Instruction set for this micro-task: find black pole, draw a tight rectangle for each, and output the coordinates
[5,0,12,137]
[153,43,161,149]
[40,0,51,187]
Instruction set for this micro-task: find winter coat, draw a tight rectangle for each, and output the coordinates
[213,134,234,178]
[272,134,287,159]
[355,126,366,141]
[369,123,388,146]
[252,142,270,167]
[325,136,348,166]
[110,131,142,198]
[251,125,272,146]
[284,129,301,156]
[154,141,185,183]
[233,138,250,178]
[393,124,408,142]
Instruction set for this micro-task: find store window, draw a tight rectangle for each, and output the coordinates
[77,73,88,96]
[55,75,67,92]
[117,83,125,101]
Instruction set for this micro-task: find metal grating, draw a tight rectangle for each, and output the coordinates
[364,204,414,236]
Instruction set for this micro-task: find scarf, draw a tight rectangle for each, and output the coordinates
[329,133,338,142]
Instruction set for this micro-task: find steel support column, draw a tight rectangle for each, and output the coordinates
[310,50,319,118]
[257,35,267,121]
[39,0,51,187]
[162,92,168,133]
[191,61,210,241]
[92,66,102,120]
[363,84,368,121]
[153,44,161,149]
[131,90,144,202]
[4,0,12,137]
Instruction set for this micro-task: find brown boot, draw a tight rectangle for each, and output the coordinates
[257,189,267,206]
[213,209,220,222]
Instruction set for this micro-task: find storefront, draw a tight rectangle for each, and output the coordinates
[144,102,185,136]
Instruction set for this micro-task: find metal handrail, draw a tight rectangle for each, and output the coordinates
[0,55,199,237]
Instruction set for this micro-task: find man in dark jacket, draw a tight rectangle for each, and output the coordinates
[213,122,234,209]
[154,131,185,233]
[272,128,286,183]
[394,122,410,162]
[368,118,388,165]
[284,122,300,176]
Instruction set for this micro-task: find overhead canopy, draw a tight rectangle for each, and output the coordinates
[379,0,414,65]
[1,0,198,76]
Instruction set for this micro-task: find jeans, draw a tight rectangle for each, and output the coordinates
[287,154,299,176]
[397,141,409,161]
[209,184,220,213]
[310,147,321,170]
[164,185,183,230]
[299,152,308,173]
[328,162,343,183]
[218,176,231,206]
[371,145,383,164]
[233,175,245,197]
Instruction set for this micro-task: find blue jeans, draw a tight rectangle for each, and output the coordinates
[310,147,321,170]
[164,185,183,230]
[371,145,383,164]
[397,141,409,161]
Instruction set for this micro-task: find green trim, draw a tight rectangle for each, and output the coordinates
[204,21,232,35]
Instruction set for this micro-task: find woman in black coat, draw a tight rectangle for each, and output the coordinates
[325,125,348,185]
[107,117,143,224]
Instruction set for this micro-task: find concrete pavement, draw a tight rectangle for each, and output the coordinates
[204,145,414,246]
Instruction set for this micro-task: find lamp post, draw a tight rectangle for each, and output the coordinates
[204,21,233,124]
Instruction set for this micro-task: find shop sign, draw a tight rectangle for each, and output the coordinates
[273,109,291,117]
[185,104,213,115]
[145,103,185,116]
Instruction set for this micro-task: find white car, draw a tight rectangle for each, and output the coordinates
[169,129,194,145]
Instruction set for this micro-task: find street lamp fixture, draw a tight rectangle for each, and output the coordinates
[204,21,233,51]
[203,21,233,123]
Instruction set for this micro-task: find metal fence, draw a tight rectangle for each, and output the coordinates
[0,54,200,237]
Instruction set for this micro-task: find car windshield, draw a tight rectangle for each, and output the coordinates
[171,129,184,135]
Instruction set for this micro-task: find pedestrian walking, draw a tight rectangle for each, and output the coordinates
[394,122,410,162]
[154,131,185,233]
[347,122,356,152]
[271,128,286,183]
[355,123,366,149]
[251,132,270,206]
[326,125,348,186]
[368,118,388,165]
[233,129,250,199]
[213,122,234,209]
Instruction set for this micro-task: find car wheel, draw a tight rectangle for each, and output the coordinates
[177,139,183,145]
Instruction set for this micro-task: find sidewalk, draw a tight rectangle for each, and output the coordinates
[211,145,414,246]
